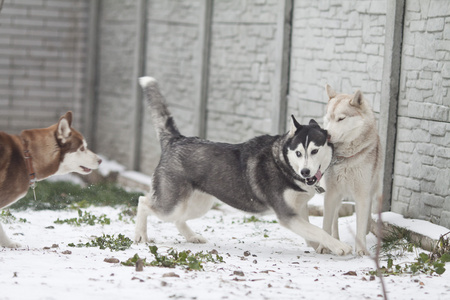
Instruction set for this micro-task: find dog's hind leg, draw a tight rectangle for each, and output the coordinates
[173,190,214,243]
[135,195,153,243]
[0,223,21,248]
[175,221,207,243]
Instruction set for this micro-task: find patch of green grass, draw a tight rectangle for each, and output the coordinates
[9,181,143,211]
[54,209,111,226]
[126,246,224,271]
[68,233,133,251]
[372,252,450,276]
[371,229,450,276]
[118,208,136,224]
[239,215,278,224]
[121,253,147,267]
[0,210,27,224]
[377,225,416,258]
[430,232,450,262]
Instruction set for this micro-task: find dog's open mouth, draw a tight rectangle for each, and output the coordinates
[305,169,322,186]
[80,166,92,173]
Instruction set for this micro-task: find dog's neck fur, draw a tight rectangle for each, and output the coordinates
[333,124,378,162]
[21,137,36,187]
[19,127,61,181]
[272,135,309,192]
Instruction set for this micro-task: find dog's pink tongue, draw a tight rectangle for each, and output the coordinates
[314,170,322,182]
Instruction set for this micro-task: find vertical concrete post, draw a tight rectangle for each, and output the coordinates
[271,0,292,134]
[84,0,100,149]
[130,0,148,171]
[379,0,405,211]
[194,0,213,138]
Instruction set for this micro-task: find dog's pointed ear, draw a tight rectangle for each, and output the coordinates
[63,111,73,127]
[288,115,302,138]
[326,84,337,100]
[309,119,319,127]
[350,90,363,107]
[57,111,72,143]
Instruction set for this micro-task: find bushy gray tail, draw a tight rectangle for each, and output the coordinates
[139,77,181,147]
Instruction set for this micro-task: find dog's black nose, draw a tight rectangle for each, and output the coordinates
[301,168,310,177]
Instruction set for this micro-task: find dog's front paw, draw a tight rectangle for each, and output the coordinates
[307,240,319,250]
[134,232,149,244]
[1,240,21,248]
[315,244,331,254]
[317,241,352,256]
[356,247,370,256]
[332,242,353,256]
[186,235,207,244]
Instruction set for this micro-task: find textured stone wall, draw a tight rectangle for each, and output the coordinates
[145,0,200,137]
[139,0,202,172]
[1,0,449,229]
[391,0,450,228]
[94,0,139,167]
[288,0,386,125]
[140,0,279,170]
[206,0,278,143]
[0,0,88,133]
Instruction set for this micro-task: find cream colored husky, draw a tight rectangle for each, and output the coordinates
[318,85,383,256]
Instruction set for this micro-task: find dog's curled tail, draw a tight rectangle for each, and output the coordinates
[139,77,181,144]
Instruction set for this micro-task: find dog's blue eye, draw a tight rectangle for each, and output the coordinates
[295,151,302,157]
[311,149,318,155]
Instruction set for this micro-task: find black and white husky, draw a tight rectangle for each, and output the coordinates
[134,77,352,255]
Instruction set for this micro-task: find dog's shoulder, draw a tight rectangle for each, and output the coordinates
[0,132,28,202]
[0,132,23,161]
[242,134,280,151]
[169,133,280,154]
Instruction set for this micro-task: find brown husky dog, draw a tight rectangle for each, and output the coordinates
[0,112,102,248]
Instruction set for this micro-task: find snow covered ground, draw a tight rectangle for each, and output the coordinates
[1,159,450,300]
[1,198,450,300]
